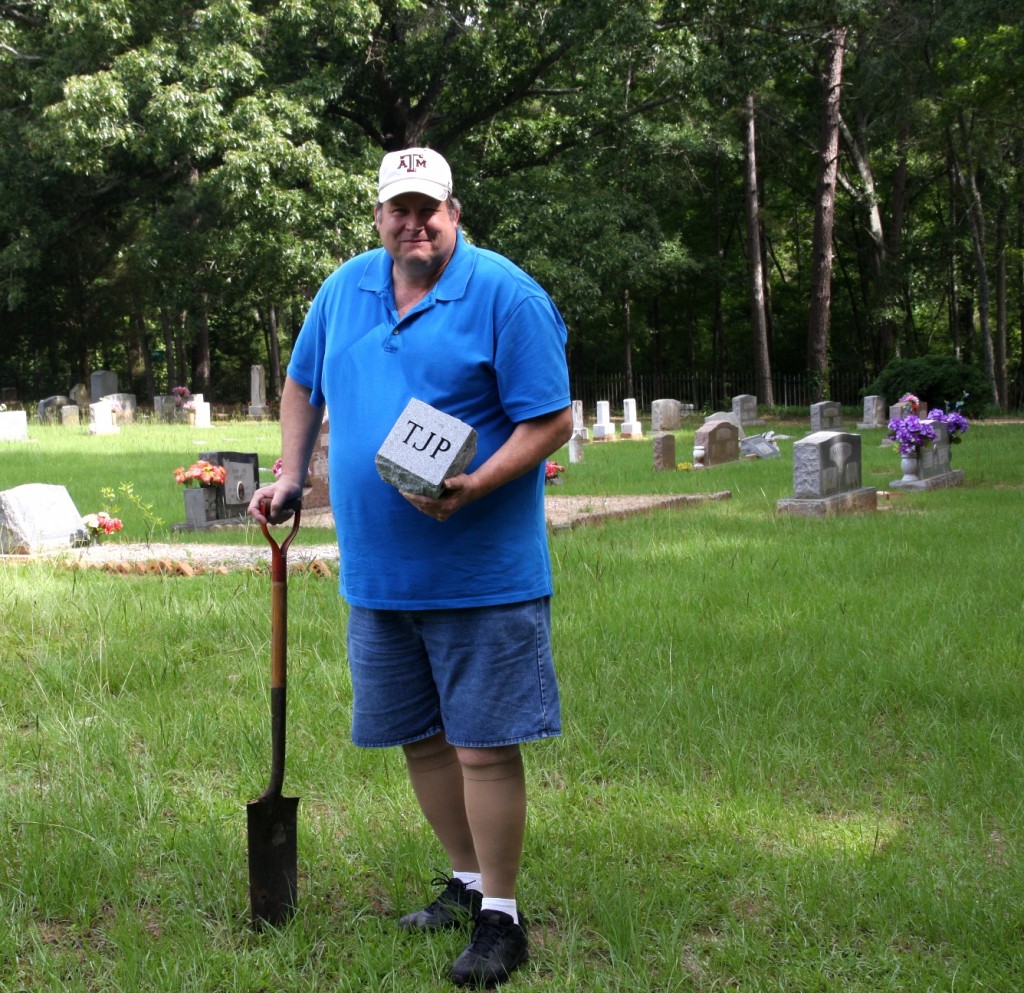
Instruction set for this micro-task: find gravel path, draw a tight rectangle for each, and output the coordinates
[9,492,730,572]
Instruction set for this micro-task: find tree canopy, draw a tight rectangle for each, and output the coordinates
[1,0,1021,409]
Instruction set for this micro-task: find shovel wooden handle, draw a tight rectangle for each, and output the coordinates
[259,500,301,799]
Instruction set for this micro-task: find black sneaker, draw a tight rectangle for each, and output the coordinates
[398,876,483,931]
[450,909,529,987]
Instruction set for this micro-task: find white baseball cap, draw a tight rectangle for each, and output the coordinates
[378,147,452,203]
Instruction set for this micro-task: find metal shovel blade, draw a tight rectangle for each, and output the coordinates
[247,791,299,927]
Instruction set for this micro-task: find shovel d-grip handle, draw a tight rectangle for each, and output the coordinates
[258,498,301,800]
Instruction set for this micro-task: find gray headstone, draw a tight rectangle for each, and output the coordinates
[694,419,740,466]
[739,433,781,459]
[199,451,259,516]
[652,432,676,470]
[70,383,90,407]
[102,393,136,424]
[859,395,887,429]
[154,395,178,422]
[249,364,269,418]
[375,398,478,498]
[0,483,86,553]
[918,421,951,479]
[810,400,842,432]
[90,370,118,402]
[0,410,29,442]
[732,394,763,425]
[792,431,862,499]
[60,404,80,427]
[651,399,682,432]
[703,410,746,440]
[37,396,69,423]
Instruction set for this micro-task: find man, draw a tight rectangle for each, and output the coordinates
[249,147,572,987]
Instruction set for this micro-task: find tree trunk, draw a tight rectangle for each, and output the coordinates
[806,27,847,403]
[161,305,177,390]
[266,300,283,400]
[994,190,1007,408]
[951,116,999,408]
[744,93,774,406]
[195,295,211,396]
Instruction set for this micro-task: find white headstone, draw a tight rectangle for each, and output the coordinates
[249,364,269,418]
[621,398,643,439]
[592,400,616,441]
[88,399,120,435]
[571,400,590,441]
[193,400,211,428]
[0,483,86,553]
[0,410,29,442]
[375,398,478,498]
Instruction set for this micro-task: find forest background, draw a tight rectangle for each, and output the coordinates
[1,0,1021,413]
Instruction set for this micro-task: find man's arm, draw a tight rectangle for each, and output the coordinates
[247,375,326,524]
[402,405,573,522]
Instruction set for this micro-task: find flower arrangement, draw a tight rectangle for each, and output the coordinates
[173,459,227,487]
[897,392,920,415]
[172,385,191,407]
[82,511,123,539]
[545,461,565,484]
[886,414,936,455]
[928,408,970,442]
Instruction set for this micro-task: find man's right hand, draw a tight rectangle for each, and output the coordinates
[247,482,304,525]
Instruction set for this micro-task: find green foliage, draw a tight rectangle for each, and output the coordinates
[865,356,993,416]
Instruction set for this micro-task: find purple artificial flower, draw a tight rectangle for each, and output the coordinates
[887,415,936,456]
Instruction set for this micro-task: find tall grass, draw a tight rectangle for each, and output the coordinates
[2,420,1023,990]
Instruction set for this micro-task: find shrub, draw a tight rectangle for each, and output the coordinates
[864,357,992,416]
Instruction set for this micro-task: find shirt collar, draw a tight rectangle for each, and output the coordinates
[359,229,473,302]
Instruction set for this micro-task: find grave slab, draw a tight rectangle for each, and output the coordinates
[0,483,86,553]
[0,410,29,442]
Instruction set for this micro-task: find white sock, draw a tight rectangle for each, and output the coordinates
[453,870,483,894]
[480,897,518,923]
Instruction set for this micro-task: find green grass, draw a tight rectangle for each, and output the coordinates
[2,419,1024,990]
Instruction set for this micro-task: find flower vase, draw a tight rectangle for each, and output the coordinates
[899,452,921,482]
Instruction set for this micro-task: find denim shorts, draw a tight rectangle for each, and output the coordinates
[346,598,561,748]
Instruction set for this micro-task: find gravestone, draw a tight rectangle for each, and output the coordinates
[249,364,269,419]
[732,394,764,426]
[37,396,69,423]
[191,393,212,429]
[0,483,86,553]
[0,410,29,442]
[652,433,676,471]
[621,398,643,439]
[777,431,876,517]
[890,420,964,491]
[693,419,740,467]
[90,370,118,402]
[102,393,136,424]
[571,400,589,441]
[592,401,616,441]
[680,403,695,416]
[199,451,259,517]
[88,400,120,435]
[651,399,682,432]
[304,413,331,510]
[153,395,177,422]
[70,383,91,408]
[703,410,746,439]
[375,398,478,498]
[857,395,887,429]
[568,433,585,464]
[809,400,842,432]
[739,433,781,459]
[60,405,80,427]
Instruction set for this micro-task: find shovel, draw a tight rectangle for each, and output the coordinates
[247,500,301,928]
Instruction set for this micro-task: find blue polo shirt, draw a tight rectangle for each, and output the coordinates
[288,231,570,609]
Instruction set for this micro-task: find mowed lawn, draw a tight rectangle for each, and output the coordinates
[2,417,1023,991]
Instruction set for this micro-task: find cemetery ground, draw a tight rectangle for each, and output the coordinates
[2,417,1024,991]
